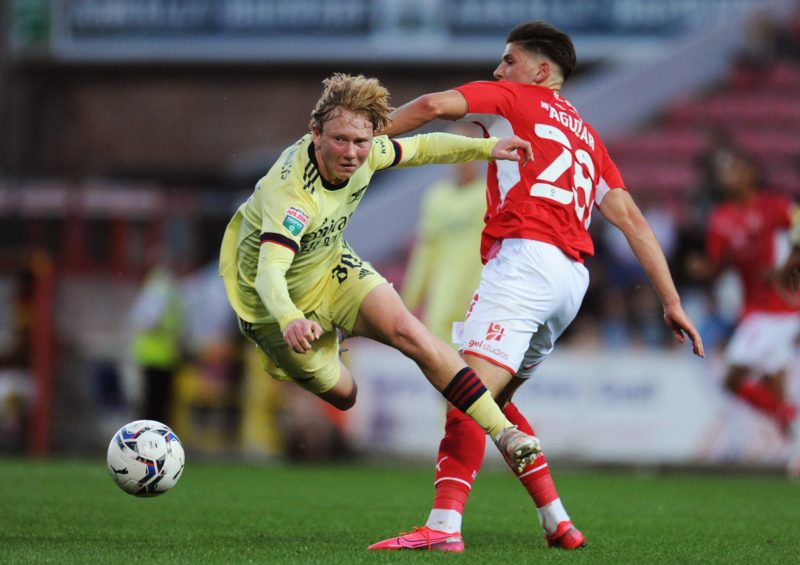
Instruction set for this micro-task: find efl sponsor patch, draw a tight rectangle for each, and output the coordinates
[282,206,309,236]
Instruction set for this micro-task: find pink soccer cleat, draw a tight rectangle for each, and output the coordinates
[546,521,586,549]
[368,526,465,552]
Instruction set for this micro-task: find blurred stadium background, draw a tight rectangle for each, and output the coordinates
[1,0,799,472]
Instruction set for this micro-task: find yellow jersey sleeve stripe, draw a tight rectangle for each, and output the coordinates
[260,232,299,254]
[389,139,402,167]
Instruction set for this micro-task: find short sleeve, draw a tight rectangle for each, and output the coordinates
[455,81,518,116]
[595,143,626,206]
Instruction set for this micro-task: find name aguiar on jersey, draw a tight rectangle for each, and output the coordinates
[540,99,596,151]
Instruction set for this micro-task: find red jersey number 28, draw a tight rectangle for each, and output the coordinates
[529,123,595,228]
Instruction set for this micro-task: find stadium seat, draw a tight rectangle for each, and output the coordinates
[612,56,800,201]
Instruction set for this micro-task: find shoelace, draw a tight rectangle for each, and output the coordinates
[401,526,439,549]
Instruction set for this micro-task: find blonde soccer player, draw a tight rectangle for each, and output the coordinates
[219,73,540,471]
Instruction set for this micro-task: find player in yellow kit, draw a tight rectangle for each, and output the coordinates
[219,73,540,469]
[402,158,486,345]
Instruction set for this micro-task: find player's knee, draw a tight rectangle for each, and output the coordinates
[319,380,358,411]
[724,366,748,391]
[337,386,357,411]
[329,395,356,411]
[386,314,431,356]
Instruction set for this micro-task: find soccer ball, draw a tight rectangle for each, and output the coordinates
[107,420,185,497]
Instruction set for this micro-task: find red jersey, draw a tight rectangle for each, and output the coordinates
[707,192,798,317]
[454,80,626,263]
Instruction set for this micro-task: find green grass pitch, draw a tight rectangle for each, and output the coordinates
[1,458,799,563]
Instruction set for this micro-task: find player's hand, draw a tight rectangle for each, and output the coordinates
[491,135,533,165]
[283,318,323,353]
[663,303,705,358]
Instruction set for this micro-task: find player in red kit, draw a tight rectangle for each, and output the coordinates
[369,21,705,552]
[690,150,800,440]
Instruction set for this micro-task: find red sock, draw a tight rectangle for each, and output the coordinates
[432,408,486,513]
[734,380,784,416]
[503,402,559,508]
[734,380,797,432]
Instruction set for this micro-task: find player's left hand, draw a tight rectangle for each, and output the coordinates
[663,303,705,358]
[284,318,323,353]
[491,135,533,165]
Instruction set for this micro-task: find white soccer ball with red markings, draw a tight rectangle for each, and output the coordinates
[107,420,185,497]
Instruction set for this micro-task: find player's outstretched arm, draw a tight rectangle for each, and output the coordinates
[598,189,705,358]
[393,132,529,168]
[395,132,533,169]
[383,90,469,137]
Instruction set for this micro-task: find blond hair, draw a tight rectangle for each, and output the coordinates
[309,73,393,133]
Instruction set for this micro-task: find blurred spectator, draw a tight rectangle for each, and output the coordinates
[171,262,242,453]
[686,150,800,436]
[736,10,785,71]
[629,286,672,347]
[734,6,800,82]
[675,129,744,351]
[600,192,678,347]
[402,127,486,345]
[129,247,185,426]
[596,286,630,348]
[788,2,800,58]
[694,127,739,215]
[278,383,354,462]
[603,193,678,289]
[0,369,31,452]
[679,127,740,271]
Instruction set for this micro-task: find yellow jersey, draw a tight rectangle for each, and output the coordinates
[219,132,497,331]
[402,176,486,343]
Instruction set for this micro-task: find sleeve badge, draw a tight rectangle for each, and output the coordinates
[282,206,310,236]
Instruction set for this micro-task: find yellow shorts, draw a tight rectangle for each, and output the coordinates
[238,251,386,394]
